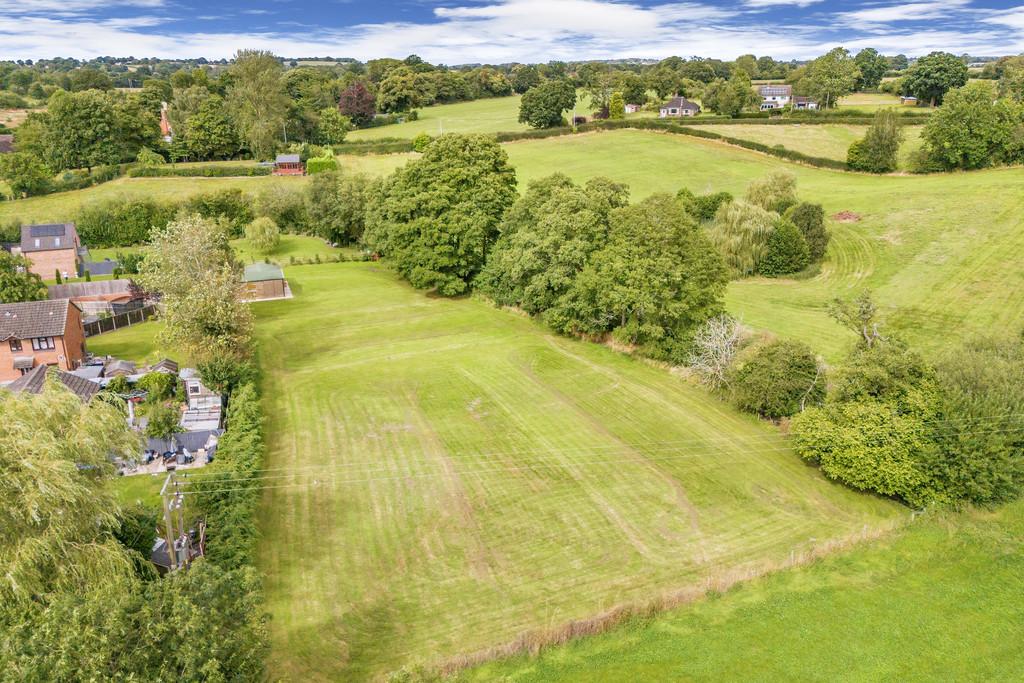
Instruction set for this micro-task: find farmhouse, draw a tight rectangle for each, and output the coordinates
[273,153,304,176]
[659,96,701,118]
[0,134,13,154]
[48,279,144,317]
[14,223,83,280]
[5,362,100,401]
[758,84,792,110]
[242,262,289,301]
[0,299,85,383]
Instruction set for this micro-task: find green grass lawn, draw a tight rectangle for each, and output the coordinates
[254,263,900,681]
[111,472,165,507]
[463,500,1024,682]
[85,320,180,365]
[687,123,924,169]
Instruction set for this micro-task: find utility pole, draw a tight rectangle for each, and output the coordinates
[160,473,178,571]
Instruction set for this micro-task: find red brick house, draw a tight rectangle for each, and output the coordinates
[0,299,86,383]
[15,223,83,280]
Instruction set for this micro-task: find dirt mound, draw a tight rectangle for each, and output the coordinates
[832,211,861,223]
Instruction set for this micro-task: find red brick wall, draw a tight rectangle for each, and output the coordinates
[25,249,79,280]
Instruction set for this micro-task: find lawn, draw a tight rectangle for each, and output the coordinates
[254,262,900,681]
[687,123,924,169]
[89,235,351,269]
[112,472,165,507]
[463,500,1024,682]
[85,319,181,366]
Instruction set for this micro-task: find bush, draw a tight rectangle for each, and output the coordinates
[116,251,145,275]
[746,171,798,214]
[728,339,824,418]
[255,185,308,233]
[76,197,176,247]
[411,132,432,152]
[784,202,830,262]
[847,109,903,173]
[305,156,338,174]
[759,220,810,276]
[183,188,254,238]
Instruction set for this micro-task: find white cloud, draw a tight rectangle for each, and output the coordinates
[836,0,970,27]
[0,0,162,15]
[983,6,1024,30]
[744,0,823,7]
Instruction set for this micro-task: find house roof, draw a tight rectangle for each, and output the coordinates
[21,223,78,253]
[105,359,137,376]
[243,262,285,282]
[148,358,180,375]
[793,96,817,104]
[662,96,700,110]
[0,135,13,154]
[275,154,301,164]
[6,364,101,402]
[146,428,222,454]
[759,85,793,97]
[0,299,73,341]
[48,279,134,300]
[81,259,120,276]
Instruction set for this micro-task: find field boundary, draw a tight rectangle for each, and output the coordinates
[422,516,910,678]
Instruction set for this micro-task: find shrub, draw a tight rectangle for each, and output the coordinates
[76,197,176,247]
[305,156,338,174]
[784,202,830,262]
[728,339,824,418]
[759,220,810,276]
[116,251,145,275]
[411,132,432,152]
[183,188,254,238]
[135,147,166,166]
[255,185,308,233]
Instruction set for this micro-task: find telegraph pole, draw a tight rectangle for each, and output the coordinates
[160,473,178,571]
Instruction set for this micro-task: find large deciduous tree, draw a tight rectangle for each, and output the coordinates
[338,81,376,126]
[854,48,889,91]
[183,94,239,160]
[226,50,289,159]
[137,215,253,359]
[364,134,517,295]
[546,193,727,362]
[0,250,47,303]
[902,51,969,106]
[702,70,760,117]
[920,81,1023,170]
[476,173,628,314]
[42,89,121,171]
[797,47,859,109]
[518,79,576,128]
[306,170,373,244]
[0,152,50,198]
[847,107,904,173]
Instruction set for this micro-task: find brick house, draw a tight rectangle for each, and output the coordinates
[0,299,86,383]
[16,223,83,280]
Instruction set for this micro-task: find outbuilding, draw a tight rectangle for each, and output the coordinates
[242,262,288,301]
[273,153,305,176]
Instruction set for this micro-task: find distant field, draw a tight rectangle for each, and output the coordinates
[88,234,347,265]
[0,107,36,128]
[464,500,1024,682]
[837,92,924,111]
[347,96,532,141]
[253,263,899,680]
[687,123,925,169]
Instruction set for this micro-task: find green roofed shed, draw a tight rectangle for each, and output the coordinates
[242,263,288,300]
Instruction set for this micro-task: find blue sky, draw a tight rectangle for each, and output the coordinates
[3,0,1024,62]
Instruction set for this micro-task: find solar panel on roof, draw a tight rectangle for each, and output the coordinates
[29,224,67,238]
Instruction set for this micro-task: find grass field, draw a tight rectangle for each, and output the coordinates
[836,92,923,111]
[464,500,1024,682]
[347,96,532,141]
[687,123,924,168]
[253,263,900,680]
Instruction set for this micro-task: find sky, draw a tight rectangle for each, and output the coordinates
[2,0,1024,63]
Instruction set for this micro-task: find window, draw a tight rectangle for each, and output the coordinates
[9,339,21,352]
[34,238,40,248]
[31,337,55,351]
[189,383,200,394]
[54,237,61,247]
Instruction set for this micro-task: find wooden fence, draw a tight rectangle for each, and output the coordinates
[84,304,157,337]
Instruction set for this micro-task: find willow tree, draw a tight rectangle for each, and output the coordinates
[709,200,778,276]
[0,383,140,602]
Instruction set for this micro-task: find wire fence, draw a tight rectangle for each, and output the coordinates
[84,304,158,337]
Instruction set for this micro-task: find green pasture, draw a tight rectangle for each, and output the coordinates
[347,96,532,141]
[253,263,899,680]
[464,500,1024,682]
[687,123,924,168]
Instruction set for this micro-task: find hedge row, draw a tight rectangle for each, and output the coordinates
[332,139,415,155]
[129,164,271,178]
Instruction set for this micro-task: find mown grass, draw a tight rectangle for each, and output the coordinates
[347,96,532,141]
[687,123,924,168]
[463,500,1024,682]
[112,472,164,507]
[85,319,179,366]
[253,263,900,681]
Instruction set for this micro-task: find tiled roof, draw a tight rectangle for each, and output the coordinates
[0,299,72,341]
[759,85,793,97]
[275,154,301,164]
[6,364,100,402]
[21,223,78,253]
[662,96,700,110]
